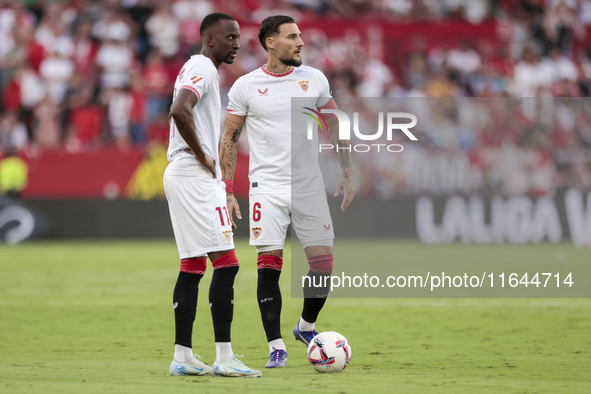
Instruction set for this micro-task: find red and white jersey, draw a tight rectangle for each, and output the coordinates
[227,65,331,194]
[167,54,222,179]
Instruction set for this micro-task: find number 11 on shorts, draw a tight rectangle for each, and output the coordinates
[216,206,231,226]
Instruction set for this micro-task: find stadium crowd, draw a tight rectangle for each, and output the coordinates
[0,0,590,196]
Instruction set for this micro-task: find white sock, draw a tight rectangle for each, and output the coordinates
[215,342,233,362]
[174,344,193,362]
[268,338,286,353]
[298,317,315,331]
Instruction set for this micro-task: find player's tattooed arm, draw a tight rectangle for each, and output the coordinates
[220,112,246,228]
[220,113,245,181]
[327,115,355,211]
[169,89,216,178]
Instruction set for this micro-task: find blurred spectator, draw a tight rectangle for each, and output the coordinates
[34,2,74,55]
[95,36,134,88]
[448,42,482,77]
[33,95,61,149]
[13,66,46,110]
[66,84,103,150]
[0,111,28,150]
[39,43,74,104]
[172,0,213,46]
[92,6,132,42]
[124,0,154,63]
[102,86,133,149]
[544,0,582,54]
[71,17,98,78]
[146,1,179,57]
[540,45,579,83]
[357,57,393,97]
[0,26,29,88]
[425,69,458,97]
[142,49,172,123]
[129,73,147,144]
[0,0,588,201]
[406,51,429,92]
[512,48,552,96]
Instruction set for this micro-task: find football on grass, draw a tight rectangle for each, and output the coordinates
[307,331,352,373]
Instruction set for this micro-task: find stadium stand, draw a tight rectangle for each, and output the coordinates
[0,0,590,198]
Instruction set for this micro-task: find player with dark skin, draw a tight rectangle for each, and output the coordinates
[166,14,261,377]
[169,19,240,263]
[169,19,240,182]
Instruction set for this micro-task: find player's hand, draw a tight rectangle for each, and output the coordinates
[334,171,355,211]
[196,154,216,178]
[226,193,242,229]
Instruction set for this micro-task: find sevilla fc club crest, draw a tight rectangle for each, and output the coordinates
[252,227,262,240]
[223,231,232,243]
[298,80,309,92]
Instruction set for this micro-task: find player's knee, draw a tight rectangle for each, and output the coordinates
[212,250,240,270]
[308,255,333,274]
[180,257,207,274]
[257,255,283,271]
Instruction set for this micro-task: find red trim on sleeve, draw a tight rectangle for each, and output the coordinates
[318,98,337,119]
[180,85,201,100]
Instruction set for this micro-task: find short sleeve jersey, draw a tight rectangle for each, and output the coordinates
[167,55,222,179]
[227,65,331,194]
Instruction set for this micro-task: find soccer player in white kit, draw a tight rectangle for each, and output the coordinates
[220,15,354,368]
[164,13,261,378]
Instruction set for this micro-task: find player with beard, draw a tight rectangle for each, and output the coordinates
[165,13,261,378]
[219,15,354,368]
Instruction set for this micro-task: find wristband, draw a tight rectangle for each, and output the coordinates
[223,180,234,194]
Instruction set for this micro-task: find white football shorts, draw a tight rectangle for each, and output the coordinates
[248,190,334,249]
[164,161,234,259]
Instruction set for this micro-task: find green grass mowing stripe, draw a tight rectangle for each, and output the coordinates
[0,240,590,393]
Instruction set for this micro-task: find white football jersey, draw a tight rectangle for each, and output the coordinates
[167,54,222,180]
[227,65,332,194]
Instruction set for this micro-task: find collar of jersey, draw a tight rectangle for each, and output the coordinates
[261,65,294,78]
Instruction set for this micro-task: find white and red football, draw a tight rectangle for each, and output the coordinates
[307,331,352,373]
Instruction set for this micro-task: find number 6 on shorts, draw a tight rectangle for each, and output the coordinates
[253,202,261,222]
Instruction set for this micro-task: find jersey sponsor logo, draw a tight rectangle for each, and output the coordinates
[223,230,232,243]
[298,80,309,92]
[252,227,262,240]
[324,224,331,230]
[257,88,268,96]
[190,76,203,84]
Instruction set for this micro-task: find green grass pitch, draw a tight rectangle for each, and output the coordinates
[1,240,590,393]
